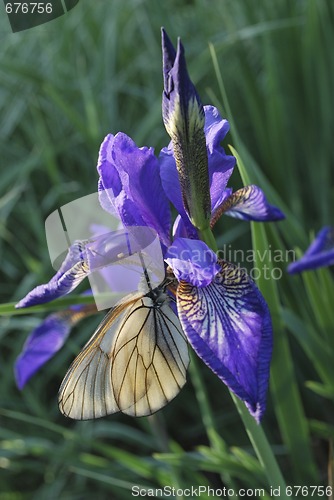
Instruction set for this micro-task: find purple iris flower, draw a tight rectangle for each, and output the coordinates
[15,29,285,422]
[288,226,334,274]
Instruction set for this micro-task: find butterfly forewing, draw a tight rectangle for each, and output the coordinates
[58,289,189,420]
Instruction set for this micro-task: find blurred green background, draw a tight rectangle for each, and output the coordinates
[0,0,333,498]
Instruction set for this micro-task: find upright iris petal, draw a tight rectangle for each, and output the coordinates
[161,28,211,231]
[98,133,171,248]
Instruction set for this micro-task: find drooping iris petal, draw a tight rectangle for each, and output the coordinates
[211,185,285,226]
[16,225,164,310]
[288,226,334,274]
[176,260,272,422]
[16,241,89,308]
[161,29,210,231]
[97,132,171,247]
[15,303,97,389]
[165,238,220,287]
[159,106,235,237]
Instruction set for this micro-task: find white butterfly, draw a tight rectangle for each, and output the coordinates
[58,278,189,420]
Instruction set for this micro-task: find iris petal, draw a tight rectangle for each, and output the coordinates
[172,215,199,240]
[211,185,285,226]
[16,226,163,310]
[165,238,220,287]
[98,133,171,247]
[16,241,89,308]
[176,260,272,422]
[288,226,334,273]
[203,106,235,210]
[15,303,96,389]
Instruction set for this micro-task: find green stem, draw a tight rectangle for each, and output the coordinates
[0,294,95,316]
[198,226,217,252]
[231,395,287,493]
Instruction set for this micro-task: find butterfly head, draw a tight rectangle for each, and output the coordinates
[146,285,168,308]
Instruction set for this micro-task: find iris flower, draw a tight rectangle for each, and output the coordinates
[15,29,284,422]
[288,226,334,274]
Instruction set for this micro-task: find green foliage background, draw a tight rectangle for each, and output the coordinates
[0,0,333,498]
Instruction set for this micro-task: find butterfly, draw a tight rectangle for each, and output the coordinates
[58,273,189,420]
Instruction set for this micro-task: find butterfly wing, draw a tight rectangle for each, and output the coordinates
[58,295,140,420]
[58,293,189,420]
[111,296,189,417]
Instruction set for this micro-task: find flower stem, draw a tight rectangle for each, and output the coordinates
[0,295,96,316]
[198,226,218,254]
[231,394,287,495]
